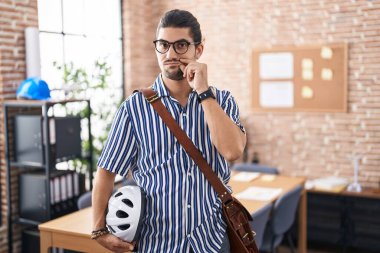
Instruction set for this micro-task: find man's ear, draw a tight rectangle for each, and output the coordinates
[195,43,204,59]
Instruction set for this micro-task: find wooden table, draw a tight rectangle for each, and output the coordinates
[229,174,307,253]
[39,174,306,253]
[39,207,112,253]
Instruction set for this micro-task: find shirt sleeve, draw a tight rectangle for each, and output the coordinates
[220,91,246,134]
[97,102,138,177]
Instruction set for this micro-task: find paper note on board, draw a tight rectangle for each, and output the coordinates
[321,68,333,80]
[321,46,333,59]
[259,52,294,79]
[302,86,314,99]
[259,81,294,108]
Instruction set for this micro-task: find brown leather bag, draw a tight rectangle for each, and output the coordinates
[141,88,259,253]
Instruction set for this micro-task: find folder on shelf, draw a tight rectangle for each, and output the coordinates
[67,172,73,199]
[60,174,67,201]
[53,177,60,203]
[74,172,80,197]
[50,179,55,204]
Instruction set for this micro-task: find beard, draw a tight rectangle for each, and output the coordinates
[164,67,184,81]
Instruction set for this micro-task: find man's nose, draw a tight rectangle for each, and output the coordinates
[166,45,178,59]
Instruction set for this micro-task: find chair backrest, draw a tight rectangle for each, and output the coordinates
[272,185,303,236]
[250,203,273,249]
[232,163,279,175]
[77,190,92,209]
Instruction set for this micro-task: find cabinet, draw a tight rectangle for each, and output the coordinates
[4,99,94,253]
[306,189,380,253]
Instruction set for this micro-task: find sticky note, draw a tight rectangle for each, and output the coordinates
[302,58,313,69]
[302,69,313,80]
[321,46,333,59]
[302,86,314,99]
[321,68,333,80]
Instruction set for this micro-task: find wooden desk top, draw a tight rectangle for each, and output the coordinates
[308,187,380,199]
[39,175,305,236]
[39,207,93,237]
[229,174,306,214]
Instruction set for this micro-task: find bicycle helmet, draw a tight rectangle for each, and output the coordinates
[16,77,51,100]
[106,185,146,242]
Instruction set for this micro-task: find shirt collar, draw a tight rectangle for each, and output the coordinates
[152,74,170,98]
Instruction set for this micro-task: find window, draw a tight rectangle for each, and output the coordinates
[38,0,124,161]
[38,0,123,94]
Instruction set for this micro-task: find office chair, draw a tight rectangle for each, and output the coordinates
[232,163,279,175]
[76,178,137,209]
[250,203,273,250]
[77,191,92,209]
[260,185,303,253]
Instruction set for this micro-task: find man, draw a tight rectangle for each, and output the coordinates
[92,9,246,253]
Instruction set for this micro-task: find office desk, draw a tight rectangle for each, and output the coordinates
[39,175,306,253]
[229,174,307,253]
[39,207,112,253]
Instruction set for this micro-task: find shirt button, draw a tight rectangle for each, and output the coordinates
[187,204,191,208]
[182,113,187,117]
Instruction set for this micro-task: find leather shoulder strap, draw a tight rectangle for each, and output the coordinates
[140,87,233,204]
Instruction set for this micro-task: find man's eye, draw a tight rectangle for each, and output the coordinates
[159,42,169,49]
[176,42,187,48]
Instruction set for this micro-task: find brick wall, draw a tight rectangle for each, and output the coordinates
[122,1,380,188]
[0,0,379,252]
[122,0,163,95]
[0,0,39,252]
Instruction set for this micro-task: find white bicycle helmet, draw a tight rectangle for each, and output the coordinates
[106,185,146,242]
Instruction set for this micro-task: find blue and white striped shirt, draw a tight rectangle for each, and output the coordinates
[98,74,245,253]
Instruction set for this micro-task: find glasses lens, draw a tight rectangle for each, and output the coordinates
[155,40,170,53]
[174,41,189,54]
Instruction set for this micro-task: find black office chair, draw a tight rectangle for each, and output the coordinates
[250,203,273,250]
[260,185,303,253]
[232,163,279,175]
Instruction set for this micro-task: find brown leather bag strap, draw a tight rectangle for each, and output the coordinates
[141,87,233,204]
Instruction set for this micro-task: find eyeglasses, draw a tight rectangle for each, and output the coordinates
[153,39,201,54]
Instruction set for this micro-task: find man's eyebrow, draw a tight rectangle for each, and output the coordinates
[157,38,190,42]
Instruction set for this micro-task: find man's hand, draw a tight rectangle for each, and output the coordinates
[95,233,136,253]
[179,58,209,93]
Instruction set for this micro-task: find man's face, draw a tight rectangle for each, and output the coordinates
[155,27,202,81]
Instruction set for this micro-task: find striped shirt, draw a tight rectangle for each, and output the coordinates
[98,74,245,253]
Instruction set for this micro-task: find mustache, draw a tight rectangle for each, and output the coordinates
[164,59,181,64]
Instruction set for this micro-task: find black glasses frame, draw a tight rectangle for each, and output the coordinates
[153,39,201,54]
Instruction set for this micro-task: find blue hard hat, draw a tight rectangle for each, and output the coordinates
[16,77,51,100]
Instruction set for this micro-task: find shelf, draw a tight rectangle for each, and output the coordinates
[16,218,41,226]
[10,161,45,168]
[3,98,89,107]
[10,154,85,168]
[4,100,94,253]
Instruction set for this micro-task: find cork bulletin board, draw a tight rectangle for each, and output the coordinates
[252,43,347,112]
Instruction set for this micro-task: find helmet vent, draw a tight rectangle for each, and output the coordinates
[118,224,131,230]
[122,199,134,208]
[109,226,116,233]
[116,210,129,218]
[115,192,123,198]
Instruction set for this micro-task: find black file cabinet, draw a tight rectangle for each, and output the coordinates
[4,99,94,253]
[306,190,380,253]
